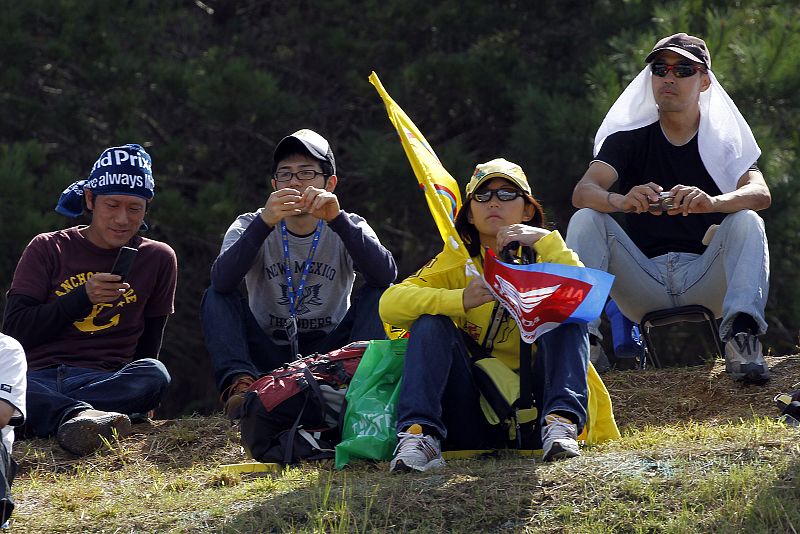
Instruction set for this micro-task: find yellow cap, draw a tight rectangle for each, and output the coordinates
[465,158,532,198]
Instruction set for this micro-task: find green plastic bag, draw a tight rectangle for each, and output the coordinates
[334,338,407,469]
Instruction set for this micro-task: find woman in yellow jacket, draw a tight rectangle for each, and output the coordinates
[379,158,590,472]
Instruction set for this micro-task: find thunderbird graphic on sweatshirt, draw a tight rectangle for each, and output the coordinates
[277,283,323,315]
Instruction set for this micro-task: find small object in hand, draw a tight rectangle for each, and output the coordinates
[648,192,675,213]
[110,246,138,281]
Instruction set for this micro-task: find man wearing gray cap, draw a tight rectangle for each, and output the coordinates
[202,129,397,415]
[567,33,771,383]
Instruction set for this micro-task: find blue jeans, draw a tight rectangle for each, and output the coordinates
[26,358,171,438]
[201,284,388,392]
[396,315,589,450]
[566,209,769,340]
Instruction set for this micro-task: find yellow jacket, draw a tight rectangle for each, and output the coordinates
[380,230,620,444]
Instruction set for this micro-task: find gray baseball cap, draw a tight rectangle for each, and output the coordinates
[273,129,336,176]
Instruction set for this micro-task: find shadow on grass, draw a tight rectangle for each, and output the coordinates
[221,456,542,533]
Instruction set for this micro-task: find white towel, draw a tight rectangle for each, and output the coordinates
[593,67,760,194]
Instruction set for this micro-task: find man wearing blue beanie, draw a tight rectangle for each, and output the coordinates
[2,144,177,456]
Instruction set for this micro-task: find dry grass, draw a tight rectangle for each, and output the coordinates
[604,354,800,429]
[6,354,800,533]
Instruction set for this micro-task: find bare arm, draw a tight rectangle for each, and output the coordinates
[572,161,662,214]
[667,169,771,215]
[0,400,13,427]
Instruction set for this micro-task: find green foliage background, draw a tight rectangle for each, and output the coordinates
[1,0,797,415]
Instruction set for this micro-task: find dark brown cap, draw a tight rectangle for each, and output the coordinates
[645,33,710,69]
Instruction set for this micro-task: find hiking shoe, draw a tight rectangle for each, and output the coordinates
[542,414,580,462]
[589,341,611,374]
[614,357,640,371]
[724,333,770,384]
[389,424,446,473]
[221,374,256,419]
[56,409,132,456]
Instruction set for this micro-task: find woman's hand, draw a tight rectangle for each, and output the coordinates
[462,276,495,311]
[495,224,550,253]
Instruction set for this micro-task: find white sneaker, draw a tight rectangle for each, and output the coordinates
[541,413,580,462]
[389,424,446,473]
[725,332,770,384]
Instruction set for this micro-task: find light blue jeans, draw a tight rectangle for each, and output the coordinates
[565,209,769,341]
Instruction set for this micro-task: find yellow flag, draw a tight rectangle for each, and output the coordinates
[369,72,472,265]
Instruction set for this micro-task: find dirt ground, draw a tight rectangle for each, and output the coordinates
[600,353,800,430]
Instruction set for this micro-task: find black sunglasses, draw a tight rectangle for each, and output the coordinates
[651,62,705,78]
[472,188,523,202]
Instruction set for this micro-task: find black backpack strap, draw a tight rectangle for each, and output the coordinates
[518,341,533,410]
[460,330,489,362]
[284,395,310,465]
[302,366,340,424]
[482,302,506,352]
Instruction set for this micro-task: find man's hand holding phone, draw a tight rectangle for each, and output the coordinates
[86,246,138,304]
[85,273,129,304]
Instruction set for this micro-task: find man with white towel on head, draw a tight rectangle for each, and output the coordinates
[566,33,771,384]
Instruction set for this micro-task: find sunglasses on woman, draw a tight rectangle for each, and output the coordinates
[651,62,705,78]
[472,188,523,202]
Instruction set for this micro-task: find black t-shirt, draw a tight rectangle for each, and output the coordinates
[595,121,727,258]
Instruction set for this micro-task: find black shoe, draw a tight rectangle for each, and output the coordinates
[614,357,640,370]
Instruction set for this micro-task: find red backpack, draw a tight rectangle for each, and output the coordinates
[235,341,369,465]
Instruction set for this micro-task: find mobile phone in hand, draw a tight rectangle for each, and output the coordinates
[110,246,138,281]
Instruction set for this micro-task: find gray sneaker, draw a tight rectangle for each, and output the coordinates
[389,424,446,473]
[725,333,770,384]
[56,409,132,456]
[542,414,581,462]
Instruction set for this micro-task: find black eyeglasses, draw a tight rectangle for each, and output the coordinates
[651,62,705,78]
[274,170,327,183]
[472,188,523,202]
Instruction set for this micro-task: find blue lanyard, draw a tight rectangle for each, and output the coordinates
[280,220,324,318]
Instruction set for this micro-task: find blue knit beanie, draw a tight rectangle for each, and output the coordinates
[55,144,155,218]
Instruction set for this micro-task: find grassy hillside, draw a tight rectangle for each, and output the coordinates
[8,355,800,533]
